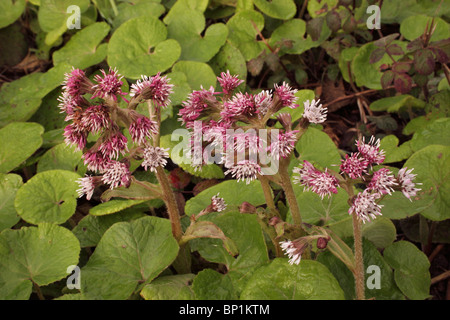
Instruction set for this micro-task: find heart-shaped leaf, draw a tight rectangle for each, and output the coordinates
[107,16,181,79]
[14,170,81,225]
[0,223,80,300]
[80,216,179,299]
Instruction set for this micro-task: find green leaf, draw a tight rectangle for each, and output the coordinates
[403,145,450,221]
[184,180,267,216]
[38,0,91,45]
[141,274,195,300]
[226,10,266,61]
[0,173,23,231]
[166,6,228,62]
[192,269,238,299]
[383,241,431,300]
[0,122,44,173]
[370,94,426,113]
[410,118,450,152]
[307,0,338,18]
[209,42,247,88]
[112,2,165,29]
[100,177,163,202]
[269,19,307,55]
[90,199,149,216]
[107,16,181,79]
[0,223,80,300]
[0,63,73,127]
[53,22,110,69]
[172,61,217,91]
[362,216,397,249]
[253,0,296,20]
[317,238,404,300]
[379,135,413,164]
[81,216,179,299]
[189,211,269,294]
[14,170,81,225]
[295,127,341,170]
[37,143,85,175]
[0,0,26,29]
[240,258,345,300]
[291,185,350,225]
[400,15,450,42]
[72,209,147,247]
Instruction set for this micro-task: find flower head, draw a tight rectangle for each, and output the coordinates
[76,175,97,200]
[82,150,109,173]
[141,146,170,172]
[349,190,383,223]
[274,82,298,109]
[98,131,128,159]
[280,238,309,265]
[397,167,422,201]
[63,67,94,99]
[91,67,126,101]
[268,130,298,160]
[357,136,385,165]
[217,71,244,95]
[340,153,369,179]
[254,90,273,116]
[224,160,261,184]
[81,104,110,134]
[366,168,397,195]
[129,115,158,145]
[179,86,217,124]
[130,73,174,107]
[222,92,257,119]
[293,161,339,199]
[211,193,227,212]
[303,99,327,124]
[63,122,87,151]
[101,161,131,189]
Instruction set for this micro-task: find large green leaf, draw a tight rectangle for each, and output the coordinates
[14,170,81,225]
[72,209,147,247]
[253,0,296,20]
[410,118,450,152]
[192,269,237,300]
[189,211,269,294]
[226,10,266,61]
[53,22,110,69]
[402,145,450,221]
[166,5,228,62]
[400,15,450,42]
[295,127,341,170]
[107,16,181,79]
[290,186,350,225]
[0,0,26,29]
[0,173,23,231]
[0,63,73,127]
[0,223,80,300]
[240,258,345,300]
[379,135,413,164]
[0,122,44,173]
[383,241,431,300]
[209,42,247,88]
[37,143,85,175]
[80,216,179,299]
[141,274,196,300]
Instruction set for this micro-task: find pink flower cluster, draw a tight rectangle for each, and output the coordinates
[59,67,173,199]
[178,71,303,184]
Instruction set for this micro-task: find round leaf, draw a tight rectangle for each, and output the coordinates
[253,0,297,20]
[107,16,181,79]
[15,170,81,225]
[0,122,44,173]
[80,216,179,300]
[0,173,23,231]
[0,223,80,299]
[241,258,345,300]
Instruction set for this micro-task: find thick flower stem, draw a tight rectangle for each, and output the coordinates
[352,209,365,300]
[258,175,278,215]
[278,160,302,227]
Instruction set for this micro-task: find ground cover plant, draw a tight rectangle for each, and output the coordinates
[0,0,449,301]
